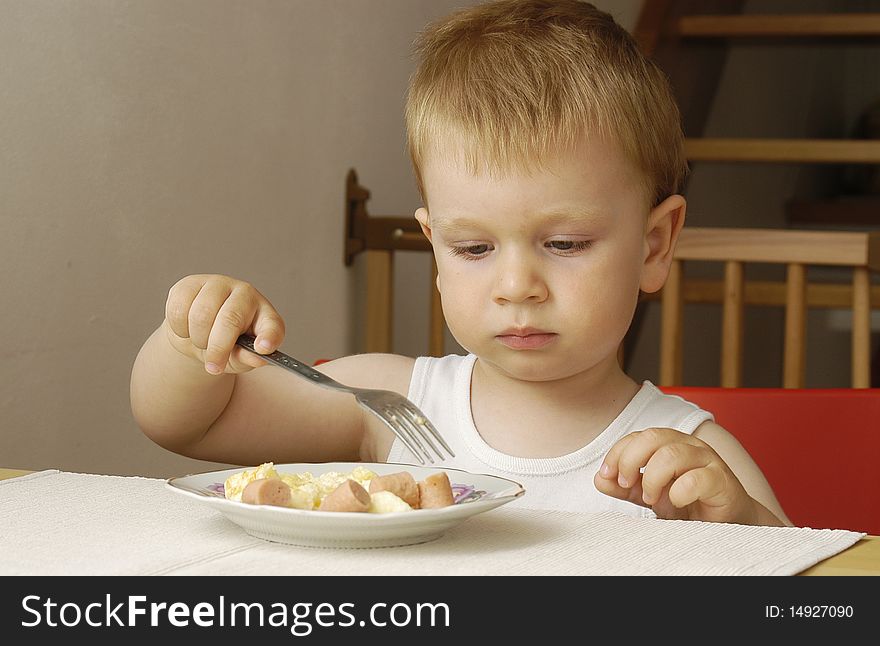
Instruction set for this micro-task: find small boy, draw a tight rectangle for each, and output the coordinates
[131,0,789,526]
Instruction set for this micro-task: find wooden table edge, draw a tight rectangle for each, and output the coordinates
[0,468,34,480]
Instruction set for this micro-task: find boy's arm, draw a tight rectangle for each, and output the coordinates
[131,322,412,465]
[692,421,792,526]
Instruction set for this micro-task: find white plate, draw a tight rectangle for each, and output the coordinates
[166,462,525,548]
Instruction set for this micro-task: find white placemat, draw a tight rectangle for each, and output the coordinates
[0,471,865,575]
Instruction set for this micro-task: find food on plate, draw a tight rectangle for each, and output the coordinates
[368,490,415,513]
[223,462,374,510]
[224,463,456,513]
[418,472,456,508]
[368,472,420,508]
[318,479,371,513]
[241,478,291,507]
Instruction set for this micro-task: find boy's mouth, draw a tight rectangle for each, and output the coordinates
[495,328,557,350]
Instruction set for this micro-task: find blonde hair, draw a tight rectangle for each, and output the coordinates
[405,0,687,207]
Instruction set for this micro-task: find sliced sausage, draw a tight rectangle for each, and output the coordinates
[241,478,292,507]
[418,472,455,508]
[369,472,421,509]
[319,479,371,512]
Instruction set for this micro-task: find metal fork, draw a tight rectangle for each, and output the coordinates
[235,334,454,464]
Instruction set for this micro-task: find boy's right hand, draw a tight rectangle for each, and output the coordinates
[164,274,286,375]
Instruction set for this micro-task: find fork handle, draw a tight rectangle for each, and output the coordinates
[235,335,346,391]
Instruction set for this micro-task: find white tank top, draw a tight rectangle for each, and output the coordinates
[387,353,714,517]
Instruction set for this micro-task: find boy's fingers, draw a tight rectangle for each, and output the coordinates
[230,345,269,370]
[644,485,691,520]
[596,433,636,481]
[252,300,286,353]
[639,444,710,506]
[594,470,692,519]
[609,428,695,491]
[668,467,725,510]
[165,278,204,339]
[163,276,285,374]
[188,281,233,351]
[593,469,647,507]
[204,290,258,373]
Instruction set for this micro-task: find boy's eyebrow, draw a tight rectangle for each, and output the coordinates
[429,216,483,234]
[430,209,603,233]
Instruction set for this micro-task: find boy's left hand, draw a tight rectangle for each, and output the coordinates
[594,427,756,524]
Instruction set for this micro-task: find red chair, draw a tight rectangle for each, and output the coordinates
[661,387,880,534]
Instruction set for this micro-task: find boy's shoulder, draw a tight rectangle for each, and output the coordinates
[316,352,417,397]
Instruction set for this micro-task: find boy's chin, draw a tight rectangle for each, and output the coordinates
[479,350,597,383]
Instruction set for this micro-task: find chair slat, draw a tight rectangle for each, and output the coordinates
[852,267,871,389]
[660,259,684,386]
[721,261,744,387]
[675,227,879,267]
[676,13,880,38]
[783,263,806,388]
[365,250,393,353]
[648,278,880,309]
[429,259,444,357]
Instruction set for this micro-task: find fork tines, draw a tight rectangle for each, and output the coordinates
[366,403,454,465]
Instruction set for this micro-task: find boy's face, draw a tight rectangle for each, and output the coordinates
[416,136,681,383]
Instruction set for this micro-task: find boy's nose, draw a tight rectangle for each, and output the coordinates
[492,253,548,305]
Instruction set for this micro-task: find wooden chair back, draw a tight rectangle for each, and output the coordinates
[659,228,880,388]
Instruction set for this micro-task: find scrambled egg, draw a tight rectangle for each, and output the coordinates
[224,463,412,512]
[224,462,281,502]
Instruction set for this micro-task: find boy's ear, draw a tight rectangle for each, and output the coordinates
[640,194,686,294]
[415,207,433,243]
[415,207,441,292]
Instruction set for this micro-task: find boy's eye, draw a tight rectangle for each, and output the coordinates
[546,239,592,254]
[449,244,492,259]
